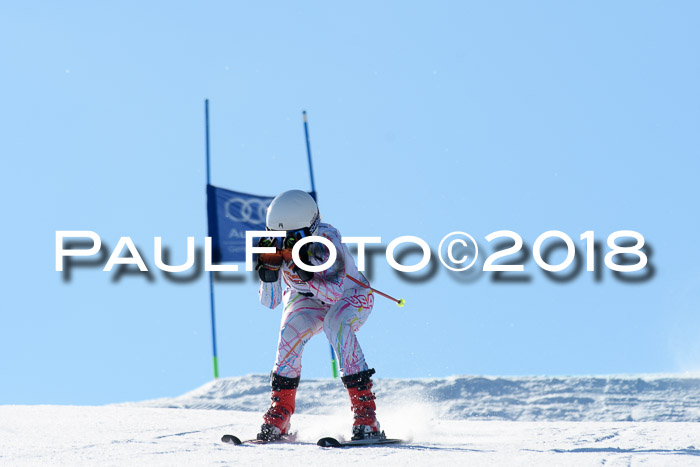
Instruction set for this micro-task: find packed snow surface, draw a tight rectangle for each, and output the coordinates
[2,374,700,466]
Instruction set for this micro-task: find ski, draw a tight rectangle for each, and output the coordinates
[221,433,297,445]
[317,436,403,448]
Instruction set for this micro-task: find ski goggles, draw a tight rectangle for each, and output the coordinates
[265,226,312,249]
[282,227,311,249]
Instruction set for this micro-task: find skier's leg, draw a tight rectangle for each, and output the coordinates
[259,292,326,440]
[323,287,382,439]
[322,287,374,376]
[273,292,327,378]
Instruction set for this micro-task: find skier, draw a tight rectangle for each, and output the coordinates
[255,189,383,442]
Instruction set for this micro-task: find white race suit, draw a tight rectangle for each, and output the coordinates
[259,223,374,378]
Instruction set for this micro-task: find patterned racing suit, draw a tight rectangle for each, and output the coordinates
[259,223,374,378]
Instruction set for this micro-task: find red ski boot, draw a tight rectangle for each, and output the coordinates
[257,373,300,441]
[342,368,385,440]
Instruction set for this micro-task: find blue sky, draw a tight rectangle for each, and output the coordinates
[1,1,699,405]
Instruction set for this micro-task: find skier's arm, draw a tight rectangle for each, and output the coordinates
[257,240,283,309]
[306,230,345,304]
[259,277,282,309]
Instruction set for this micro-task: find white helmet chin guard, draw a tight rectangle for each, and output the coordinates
[266,190,320,234]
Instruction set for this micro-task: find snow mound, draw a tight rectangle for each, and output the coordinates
[125,374,700,422]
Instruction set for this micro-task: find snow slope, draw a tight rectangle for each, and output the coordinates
[131,373,700,422]
[2,374,700,466]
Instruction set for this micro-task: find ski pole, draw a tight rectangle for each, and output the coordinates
[345,275,405,307]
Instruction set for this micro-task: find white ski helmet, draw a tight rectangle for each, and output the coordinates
[266,189,320,234]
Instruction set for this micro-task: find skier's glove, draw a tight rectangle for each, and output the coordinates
[295,266,314,282]
[257,253,283,282]
[280,248,294,263]
[291,243,314,282]
[257,237,278,249]
[256,237,282,283]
